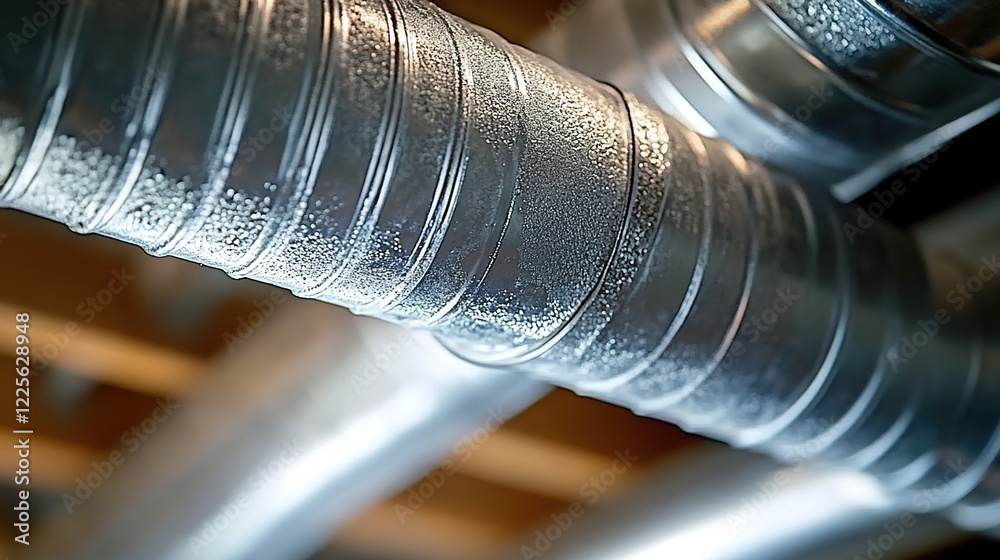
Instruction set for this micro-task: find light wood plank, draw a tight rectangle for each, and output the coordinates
[337,502,512,560]
[0,432,99,492]
[0,301,202,396]
[455,430,641,501]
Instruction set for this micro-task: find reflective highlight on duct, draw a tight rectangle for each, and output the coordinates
[534,0,1000,200]
[1,0,1000,533]
[0,0,635,359]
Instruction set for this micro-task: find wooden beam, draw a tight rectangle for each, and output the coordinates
[336,501,513,560]
[455,429,641,501]
[0,432,99,492]
[504,389,697,459]
[0,374,164,450]
[0,209,274,360]
[432,0,567,44]
[0,301,202,395]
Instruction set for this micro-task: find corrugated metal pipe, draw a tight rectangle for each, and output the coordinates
[2,0,999,532]
[535,0,1000,200]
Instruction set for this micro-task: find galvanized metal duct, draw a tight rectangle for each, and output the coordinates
[534,0,1000,199]
[1,0,999,534]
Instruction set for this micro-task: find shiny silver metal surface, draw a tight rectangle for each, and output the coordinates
[501,443,961,560]
[533,0,1000,200]
[2,0,999,536]
[26,301,547,560]
[873,0,1000,70]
